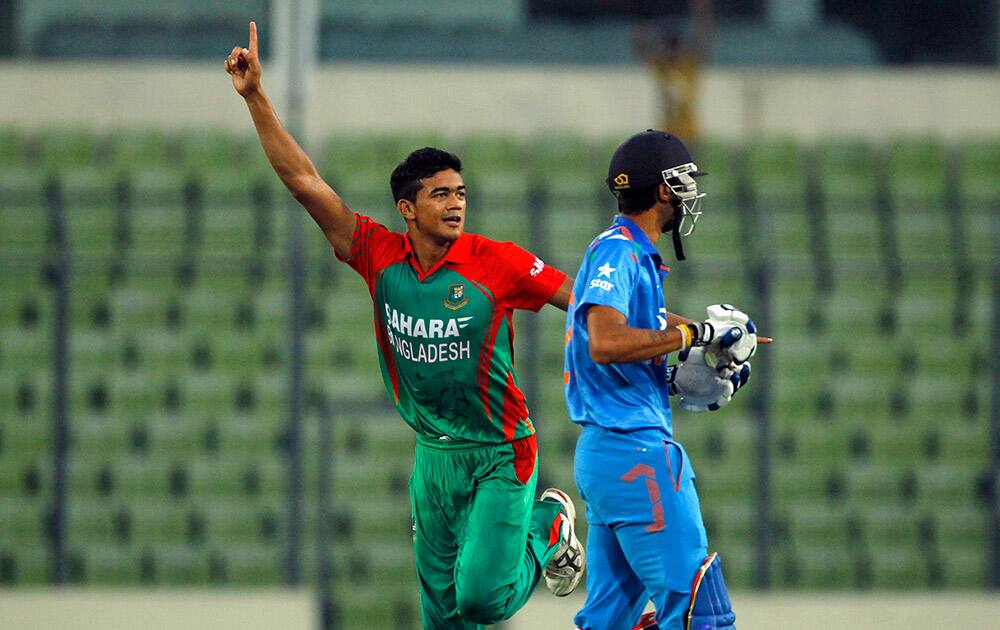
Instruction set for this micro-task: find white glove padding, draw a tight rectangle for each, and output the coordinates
[703,304,758,365]
[668,346,752,412]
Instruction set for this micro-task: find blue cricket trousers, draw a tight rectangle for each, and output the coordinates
[573,425,708,630]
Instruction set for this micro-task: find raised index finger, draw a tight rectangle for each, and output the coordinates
[249,21,258,55]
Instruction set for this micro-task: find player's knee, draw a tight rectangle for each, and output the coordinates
[455,584,506,624]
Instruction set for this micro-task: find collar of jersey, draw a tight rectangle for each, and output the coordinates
[403,231,474,280]
[611,215,660,262]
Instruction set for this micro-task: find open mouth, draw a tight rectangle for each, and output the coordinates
[443,216,462,227]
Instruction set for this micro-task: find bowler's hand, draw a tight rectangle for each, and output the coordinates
[225,21,262,98]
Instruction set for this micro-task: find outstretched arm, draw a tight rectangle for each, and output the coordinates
[225,21,355,259]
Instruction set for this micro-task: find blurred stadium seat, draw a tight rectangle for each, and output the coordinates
[0,129,994,610]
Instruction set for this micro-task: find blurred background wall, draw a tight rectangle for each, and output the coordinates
[5,65,1000,140]
[1,1,998,629]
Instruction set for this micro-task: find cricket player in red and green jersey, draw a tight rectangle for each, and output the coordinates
[226,22,585,629]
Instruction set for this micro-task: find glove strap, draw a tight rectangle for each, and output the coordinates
[687,322,713,347]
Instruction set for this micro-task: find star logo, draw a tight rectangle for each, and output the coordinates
[597,262,616,278]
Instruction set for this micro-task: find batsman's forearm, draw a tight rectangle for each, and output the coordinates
[244,89,320,187]
[589,324,687,364]
[666,311,694,327]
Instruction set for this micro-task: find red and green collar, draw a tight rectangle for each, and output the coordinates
[403,231,476,281]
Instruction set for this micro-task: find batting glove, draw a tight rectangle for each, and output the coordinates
[704,304,758,365]
[668,347,752,412]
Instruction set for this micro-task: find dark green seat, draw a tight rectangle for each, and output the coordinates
[107,129,169,168]
[745,136,808,205]
[200,167,274,212]
[529,134,601,185]
[958,138,1000,264]
[151,547,213,585]
[0,369,51,422]
[772,462,831,504]
[200,501,284,548]
[36,129,102,167]
[546,175,608,271]
[0,497,49,546]
[175,129,247,170]
[129,166,189,209]
[67,216,119,259]
[320,134,398,203]
[770,274,819,334]
[77,545,141,585]
[270,203,346,261]
[693,456,754,501]
[60,164,119,207]
[783,503,860,550]
[459,134,526,176]
[815,137,878,205]
[792,421,854,462]
[467,172,532,243]
[871,544,926,588]
[914,463,981,508]
[71,420,133,464]
[0,166,49,207]
[0,128,24,166]
[0,543,49,585]
[895,205,950,263]
[887,136,947,207]
[940,548,988,587]
[695,136,739,200]
[146,414,211,454]
[128,205,188,255]
[957,138,1000,203]
[0,452,50,500]
[934,506,989,555]
[846,463,907,502]
[0,206,52,256]
[189,461,283,498]
[826,205,882,262]
[793,546,855,588]
[389,132,447,163]
[688,199,745,259]
[221,544,284,584]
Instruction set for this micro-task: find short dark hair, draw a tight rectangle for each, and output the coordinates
[390,147,463,202]
[616,185,659,215]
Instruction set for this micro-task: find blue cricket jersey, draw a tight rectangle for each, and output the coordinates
[564,215,674,435]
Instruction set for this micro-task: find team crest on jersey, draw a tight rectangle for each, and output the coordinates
[443,283,469,310]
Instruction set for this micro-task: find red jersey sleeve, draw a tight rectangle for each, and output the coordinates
[334,212,401,291]
[485,240,567,312]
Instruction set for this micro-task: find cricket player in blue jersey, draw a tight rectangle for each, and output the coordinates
[564,130,762,630]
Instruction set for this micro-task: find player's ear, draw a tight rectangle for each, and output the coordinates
[656,182,673,204]
[397,198,416,220]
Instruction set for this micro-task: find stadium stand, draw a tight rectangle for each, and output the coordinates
[0,129,995,608]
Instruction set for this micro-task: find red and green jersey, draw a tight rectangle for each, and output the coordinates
[337,213,566,445]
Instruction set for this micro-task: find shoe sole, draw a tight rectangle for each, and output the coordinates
[541,487,585,597]
[540,487,576,525]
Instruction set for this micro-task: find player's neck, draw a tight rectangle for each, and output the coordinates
[624,209,664,245]
[407,229,452,273]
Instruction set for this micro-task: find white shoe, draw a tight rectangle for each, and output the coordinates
[540,487,585,597]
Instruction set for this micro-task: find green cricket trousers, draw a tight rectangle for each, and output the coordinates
[410,433,564,629]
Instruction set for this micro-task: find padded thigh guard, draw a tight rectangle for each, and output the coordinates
[686,553,736,630]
